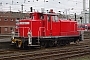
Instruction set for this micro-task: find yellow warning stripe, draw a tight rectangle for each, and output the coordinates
[12,39,22,47]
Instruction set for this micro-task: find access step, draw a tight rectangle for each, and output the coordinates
[28,45,40,47]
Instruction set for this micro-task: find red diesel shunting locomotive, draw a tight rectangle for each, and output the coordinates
[11,9,83,48]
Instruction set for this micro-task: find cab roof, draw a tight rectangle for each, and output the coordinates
[30,12,59,16]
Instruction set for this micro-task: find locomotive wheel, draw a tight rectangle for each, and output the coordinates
[49,41,54,47]
[57,42,60,46]
[66,41,70,45]
[40,42,47,48]
[57,41,66,46]
[57,41,61,46]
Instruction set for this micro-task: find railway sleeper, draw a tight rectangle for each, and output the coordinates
[30,50,89,59]
[54,52,90,60]
[26,50,90,60]
[0,47,90,60]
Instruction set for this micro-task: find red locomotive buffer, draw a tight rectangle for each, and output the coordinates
[11,10,82,48]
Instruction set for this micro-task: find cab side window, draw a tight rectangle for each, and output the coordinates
[47,15,50,22]
[30,15,34,19]
[40,15,44,20]
[52,16,58,22]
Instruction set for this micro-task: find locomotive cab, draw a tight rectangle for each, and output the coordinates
[11,12,46,48]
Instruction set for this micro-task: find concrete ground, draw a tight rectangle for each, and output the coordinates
[0,38,11,42]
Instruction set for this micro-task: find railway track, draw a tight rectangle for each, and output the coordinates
[0,44,88,55]
[0,44,89,60]
[0,31,89,59]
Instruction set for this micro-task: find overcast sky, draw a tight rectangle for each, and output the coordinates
[0,0,89,14]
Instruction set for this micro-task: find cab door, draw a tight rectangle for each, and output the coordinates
[47,15,52,36]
